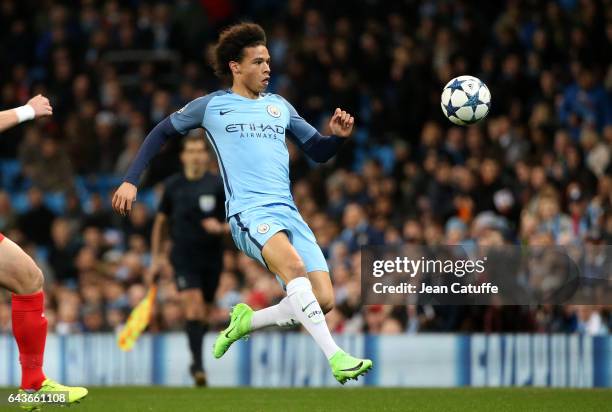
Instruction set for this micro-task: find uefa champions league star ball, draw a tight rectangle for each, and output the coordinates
[441,75,491,126]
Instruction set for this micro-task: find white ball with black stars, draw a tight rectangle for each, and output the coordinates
[441,75,491,126]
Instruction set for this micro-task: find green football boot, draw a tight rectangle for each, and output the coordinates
[213,303,253,359]
[18,378,88,411]
[329,350,373,384]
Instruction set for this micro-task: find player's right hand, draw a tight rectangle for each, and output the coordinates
[112,182,137,216]
[26,94,53,118]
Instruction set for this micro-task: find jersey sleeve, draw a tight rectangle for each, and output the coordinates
[123,93,221,185]
[169,96,210,135]
[123,117,181,185]
[276,95,317,145]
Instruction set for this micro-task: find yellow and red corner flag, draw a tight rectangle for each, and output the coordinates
[117,284,157,351]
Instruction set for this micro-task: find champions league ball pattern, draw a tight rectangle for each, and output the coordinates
[441,75,491,125]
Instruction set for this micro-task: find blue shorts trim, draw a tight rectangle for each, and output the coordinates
[234,214,264,250]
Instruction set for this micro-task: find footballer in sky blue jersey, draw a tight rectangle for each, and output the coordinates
[113,22,373,382]
[168,90,327,218]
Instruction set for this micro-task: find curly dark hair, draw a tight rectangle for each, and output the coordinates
[212,22,267,82]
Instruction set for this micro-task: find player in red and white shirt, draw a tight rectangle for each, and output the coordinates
[0,95,88,405]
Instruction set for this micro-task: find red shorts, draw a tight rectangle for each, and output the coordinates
[0,232,4,243]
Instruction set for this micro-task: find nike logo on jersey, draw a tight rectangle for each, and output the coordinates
[340,361,364,372]
[220,109,236,116]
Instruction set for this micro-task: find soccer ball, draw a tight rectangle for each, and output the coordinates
[441,75,491,125]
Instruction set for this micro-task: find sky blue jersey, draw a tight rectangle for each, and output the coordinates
[169,90,319,218]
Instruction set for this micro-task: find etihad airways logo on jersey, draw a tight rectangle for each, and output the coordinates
[225,123,285,140]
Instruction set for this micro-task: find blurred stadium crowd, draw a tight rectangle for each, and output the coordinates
[0,0,610,336]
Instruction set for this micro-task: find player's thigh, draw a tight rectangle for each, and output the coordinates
[308,270,334,313]
[285,208,333,309]
[0,236,43,294]
[229,207,304,282]
[261,231,307,284]
[286,209,329,272]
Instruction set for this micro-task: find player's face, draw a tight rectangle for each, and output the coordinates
[181,141,208,171]
[234,45,271,94]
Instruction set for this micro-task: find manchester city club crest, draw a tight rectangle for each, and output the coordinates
[266,104,281,118]
[257,223,270,234]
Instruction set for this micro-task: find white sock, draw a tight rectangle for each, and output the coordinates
[285,277,340,359]
[250,297,297,330]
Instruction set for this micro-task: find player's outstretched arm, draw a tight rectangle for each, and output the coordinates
[113,95,209,216]
[112,117,182,216]
[0,95,53,133]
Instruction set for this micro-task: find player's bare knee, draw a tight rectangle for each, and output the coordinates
[185,303,204,321]
[182,291,204,320]
[284,257,307,279]
[15,265,44,295]
[29,266,44,293]
[186,310,204,321]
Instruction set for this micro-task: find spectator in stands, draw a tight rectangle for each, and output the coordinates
[26,137,73,192]
[48,217,79,286]
[558,68,611,139]
[337,203,384,253]
[0,191,17,233]
[17,187,55,246]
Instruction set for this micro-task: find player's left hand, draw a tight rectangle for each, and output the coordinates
[329,108,354,137]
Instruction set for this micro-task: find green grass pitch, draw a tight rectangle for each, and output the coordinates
[1,387,610,411]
